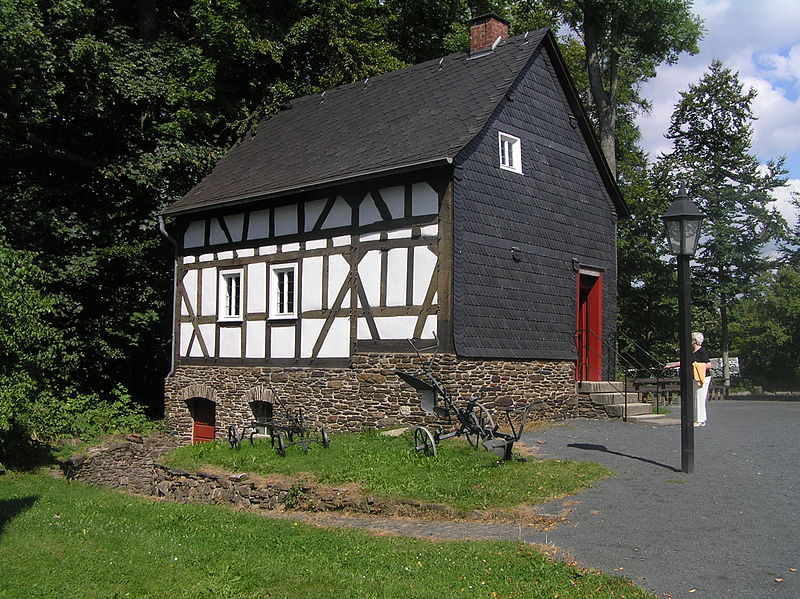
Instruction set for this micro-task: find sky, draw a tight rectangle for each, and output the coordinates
[635,0,800,226]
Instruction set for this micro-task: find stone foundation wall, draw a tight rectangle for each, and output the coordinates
[164,354,583,444]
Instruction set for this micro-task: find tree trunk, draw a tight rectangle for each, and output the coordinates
[582,1,618,177]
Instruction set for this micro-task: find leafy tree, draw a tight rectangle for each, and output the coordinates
[730,266,800,389]
[659,60,789,388]
[0,0,408,438]
[0,245,67,434]
[544,0,703,175]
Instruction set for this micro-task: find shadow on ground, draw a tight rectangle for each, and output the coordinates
[567,442,681,473]
[0,495,38,537]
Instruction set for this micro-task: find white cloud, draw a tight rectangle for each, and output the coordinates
[771,179,800,225]
[635,0,800,223]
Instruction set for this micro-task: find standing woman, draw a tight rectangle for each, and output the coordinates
[692,332,713,426]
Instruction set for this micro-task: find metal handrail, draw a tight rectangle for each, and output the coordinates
[576,329,672,420]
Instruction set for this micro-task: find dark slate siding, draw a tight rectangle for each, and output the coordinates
[452,43,618,368]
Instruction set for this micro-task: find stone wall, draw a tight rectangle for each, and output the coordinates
[66,434,463,518]
[165,353,587,444]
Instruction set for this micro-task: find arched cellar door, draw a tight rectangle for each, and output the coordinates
[191,398,216,444]
[576,270,603,381]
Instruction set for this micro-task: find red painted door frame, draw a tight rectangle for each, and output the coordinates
[576,271,603,381]
[191,398,216,444]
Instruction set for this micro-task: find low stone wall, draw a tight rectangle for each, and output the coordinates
[66,434,460,518]
[165,353,583,444]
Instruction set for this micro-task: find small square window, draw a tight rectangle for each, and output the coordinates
[498,132,522,174]
[269,263,298,319]
[219,269,243,321]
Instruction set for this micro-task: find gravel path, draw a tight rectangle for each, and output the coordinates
[271,400,800,599]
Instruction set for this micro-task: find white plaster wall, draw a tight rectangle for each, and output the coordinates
[197,323,216,357]
[200,268,217,316]
[412,182,438,216]
[274,204,297,237]
[328,254,351,309]
[179,323,194,356]
[247,262,267,314]
[332,235,351,247]
[357,250,381,308]
[181,270,197,316]
[245,321,266,359]
[386,248,407,306]
[225,213,244,242]
[248,209,269,240]
[219,326,241,358]
[300,320,324,358]
[317,318,350,358]
[184,221,205,248]
[413,246,437,305]
[382,186,405,219]
[305,239,326,250]
[356,318,373,340]
[304,199,326,231]
[420,224,438,237]
[387,228,411,239]
[270,325,295,358]
[375,316,417,339]
[302,256,323,311]
[420,315,437,339]
[322,197,351,229]
[209,219,227,245]
[359,192,382,226]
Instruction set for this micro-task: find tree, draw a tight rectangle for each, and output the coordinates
[0,0,407,435]
[730,266,800,389]
[659,60,789,388]
[545,0,703,175]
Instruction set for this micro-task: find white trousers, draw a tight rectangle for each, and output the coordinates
[695,376,712,424]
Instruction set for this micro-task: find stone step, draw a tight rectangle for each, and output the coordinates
[589,392,641,406]
[577,381,630,394]
[604,402,653,418]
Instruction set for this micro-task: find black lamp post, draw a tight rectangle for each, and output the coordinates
[662,185,705,474]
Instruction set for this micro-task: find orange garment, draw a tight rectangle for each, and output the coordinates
[693,362,708,386]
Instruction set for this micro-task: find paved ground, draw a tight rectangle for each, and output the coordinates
[276,400,799,599]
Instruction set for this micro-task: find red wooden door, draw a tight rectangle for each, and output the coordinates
[576,272,603,381]
[192,398,216,444]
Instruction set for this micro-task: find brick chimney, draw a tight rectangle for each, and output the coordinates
[469,13,509,55]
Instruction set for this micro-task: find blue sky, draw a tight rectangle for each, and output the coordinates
[635,0,800,225]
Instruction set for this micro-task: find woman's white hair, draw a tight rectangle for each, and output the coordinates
[692,332,704,345]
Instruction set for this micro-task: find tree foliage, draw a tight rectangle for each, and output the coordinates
[545,0,702,175]
[658,60,789,382]
[730,266,800,388]
[0,0,412,439]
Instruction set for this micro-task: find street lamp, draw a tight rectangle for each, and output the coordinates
[662,184,705,474]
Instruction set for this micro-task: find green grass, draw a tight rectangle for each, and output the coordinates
[0,474,655,599]
[164,430,611,512]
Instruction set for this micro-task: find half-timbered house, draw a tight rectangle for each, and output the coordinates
[161,15,627,444]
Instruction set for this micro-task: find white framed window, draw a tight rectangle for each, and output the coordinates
[498,132,522,174]
[219,269,243,321]
[269,263,298,319]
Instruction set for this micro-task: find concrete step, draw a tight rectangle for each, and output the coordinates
[604,402,653,418]
[589,392,641,406]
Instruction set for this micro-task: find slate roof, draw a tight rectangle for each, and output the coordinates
[163,29,622,216]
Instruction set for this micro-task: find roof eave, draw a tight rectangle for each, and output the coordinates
[541,30,629,219]
[162,156,454,217]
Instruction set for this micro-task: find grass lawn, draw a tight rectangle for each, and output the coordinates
[165,429,612,512]
[0,473,655,599]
